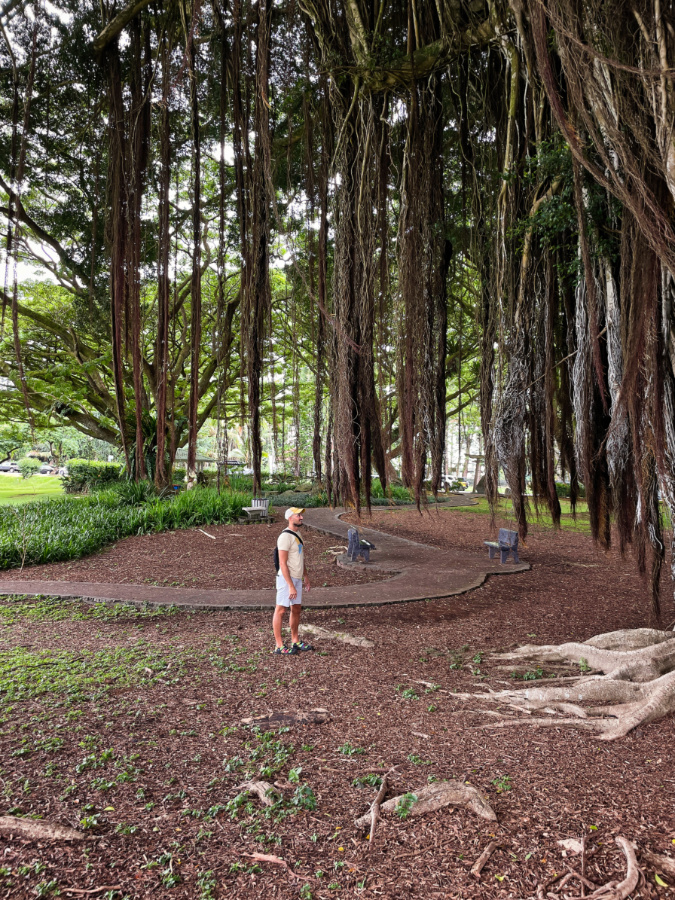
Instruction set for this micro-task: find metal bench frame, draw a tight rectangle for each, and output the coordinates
[346,527,376,562]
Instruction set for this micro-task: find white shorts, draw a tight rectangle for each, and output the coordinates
[276,575,303,607]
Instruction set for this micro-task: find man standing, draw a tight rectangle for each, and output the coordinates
[273,507,313,654]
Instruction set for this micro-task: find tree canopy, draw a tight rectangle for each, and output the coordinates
[2,0,675,614]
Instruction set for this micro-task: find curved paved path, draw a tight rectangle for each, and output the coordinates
[0,507,528,610]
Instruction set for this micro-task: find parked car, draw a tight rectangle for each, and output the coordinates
[39,464,57,475]
[0,461,19,473]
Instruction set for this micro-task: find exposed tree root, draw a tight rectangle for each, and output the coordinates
[236,780,280,807]
[354,780,496,830]
[538,837,639,900]
[493,632,675,681]
[468,629,675,739]
[639,846,675,879]
[240,708,331,729]
[0,816,86,841]
[298,624,374,648]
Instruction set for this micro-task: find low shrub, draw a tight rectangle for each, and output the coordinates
[17,458,41,479]
[555,481,586,499]
[0,487,249,570]
[369,479,413,502]
[61,459,123,494]
[105,479,157,505]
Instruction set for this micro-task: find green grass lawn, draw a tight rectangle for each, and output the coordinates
[453,493,592,533]
[0,475,64,505]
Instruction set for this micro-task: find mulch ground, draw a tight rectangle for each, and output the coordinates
[0,505,674,899]
[0,519,388,590]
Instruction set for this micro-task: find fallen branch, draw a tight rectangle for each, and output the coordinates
[470,840,504,878]
[367,768,394,849]
[242,852,313,881]
[62,888,122,896]
[0,816,85,842]
[354,780,496,829]
[198,529,216,539]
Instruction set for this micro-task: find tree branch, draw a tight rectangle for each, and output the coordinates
[93,0,153,54]
[0,175,83,289]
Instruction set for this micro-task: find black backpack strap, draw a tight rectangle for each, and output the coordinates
[281,528,303,545]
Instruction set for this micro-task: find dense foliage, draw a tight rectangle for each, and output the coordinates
[2,0,675,610]
[0,488,248,569]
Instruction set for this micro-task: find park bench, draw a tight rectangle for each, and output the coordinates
[240,496,271,524]
[251,497,270,516]
[346,527,376,562]
[484,528,519,564]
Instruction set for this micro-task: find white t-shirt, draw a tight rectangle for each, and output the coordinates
[277,529,304,578]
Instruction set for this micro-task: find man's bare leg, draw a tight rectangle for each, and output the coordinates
[289,604,302,645]
[273,605,286,648]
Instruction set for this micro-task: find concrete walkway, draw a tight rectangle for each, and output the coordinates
[0,507,528,610]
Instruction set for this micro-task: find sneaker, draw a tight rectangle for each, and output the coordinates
[273,645,298,655]
[292,641,314,652]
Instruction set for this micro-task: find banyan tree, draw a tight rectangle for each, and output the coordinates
[2,0,675,622]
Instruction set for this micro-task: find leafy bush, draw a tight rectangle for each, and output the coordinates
[0,487,249,570]
[106,479,157,505]
[273,491,328,508]
[369,479,413,502]
[555,481,586,499]
[61,459,123,494]
[17,458,41,480]
[447,478,468,492]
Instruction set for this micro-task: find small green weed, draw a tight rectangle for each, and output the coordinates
[337,742,365,757]
[396,792,417,819]
[407,753,431,766]
[400,687,419,700]
[512,666,544,681]
[197,870,217,900]
[492,774,512,793]
[352,773,382,789]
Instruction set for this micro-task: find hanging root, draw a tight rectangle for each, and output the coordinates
[467,630,675,740]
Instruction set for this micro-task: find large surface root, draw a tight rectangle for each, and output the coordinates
[470,630,675,740]
[493,631,675,682]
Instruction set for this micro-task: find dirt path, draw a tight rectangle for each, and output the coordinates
[0,505,528,609]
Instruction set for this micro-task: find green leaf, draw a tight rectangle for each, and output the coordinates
[655,873,669,887]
